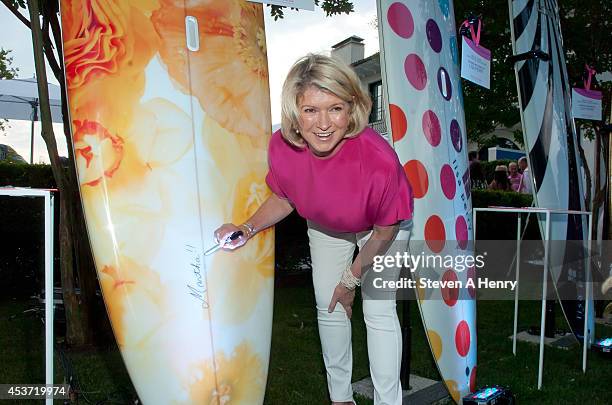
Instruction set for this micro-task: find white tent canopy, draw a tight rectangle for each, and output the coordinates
[0,77,63,122]
[0,77,64,163]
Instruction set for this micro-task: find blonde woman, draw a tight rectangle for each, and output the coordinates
[215,54,414,405]
[488,165,511,191]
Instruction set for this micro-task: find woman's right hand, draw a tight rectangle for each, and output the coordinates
[214,223,251,251]
[211,194,293,252]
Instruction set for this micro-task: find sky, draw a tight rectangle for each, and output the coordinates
[0,0,379,163]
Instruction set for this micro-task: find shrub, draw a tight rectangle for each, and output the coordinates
[0,163,56,188]
[0,163,58,296]
[472,189,533,209]
[471,189,540,240]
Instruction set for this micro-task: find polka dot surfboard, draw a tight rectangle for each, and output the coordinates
[509,0,593,342]
[378,1,477,402]
[60,1,274,403]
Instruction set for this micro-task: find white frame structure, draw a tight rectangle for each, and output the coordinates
[0,187,55,405]
[473,207,593,390]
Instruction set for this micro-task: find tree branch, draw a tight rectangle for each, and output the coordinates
[43,42,60,79]
[49,8,64,67]
[0,0,30,29]
[1,0,61,79]
[40,3,60,79]
[27,0,65,190]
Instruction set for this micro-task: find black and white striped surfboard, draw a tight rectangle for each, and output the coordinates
[509,0,593,341]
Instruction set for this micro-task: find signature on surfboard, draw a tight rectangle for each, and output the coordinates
[186,244,209,309]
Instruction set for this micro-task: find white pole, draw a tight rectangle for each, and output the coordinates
[538,211,551,390]
[582,212,593,373]
[30,106,36,164]
[44,191,53,405]
[513,213,521,355]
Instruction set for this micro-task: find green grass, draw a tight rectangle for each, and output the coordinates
[1,290,610,404]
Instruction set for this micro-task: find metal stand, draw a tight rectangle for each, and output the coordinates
[473,207,592,389]
[400,299,411,389]
[0,187,55,405]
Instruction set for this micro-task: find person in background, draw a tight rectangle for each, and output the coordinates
[518,157,532,194]
[488,165,511,191]
[508,162,524,192]
[214,54,414,405]
[468,150,478,164]
[469,160,487,190]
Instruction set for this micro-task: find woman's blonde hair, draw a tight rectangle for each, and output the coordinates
[495,165,508,172]
[280,54,372,147]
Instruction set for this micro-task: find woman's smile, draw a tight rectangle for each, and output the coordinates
[297,86,350,157]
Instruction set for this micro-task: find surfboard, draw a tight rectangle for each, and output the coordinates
[509,0,593,342]
[60,1,274,403]
[378,1,477,402]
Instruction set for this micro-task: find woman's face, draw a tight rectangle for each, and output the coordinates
[509,163,518,175]
[297,86,350,157]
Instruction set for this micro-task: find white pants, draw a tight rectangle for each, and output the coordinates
[307,221,410,405]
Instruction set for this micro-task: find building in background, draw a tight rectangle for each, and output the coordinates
[331,36,388,141]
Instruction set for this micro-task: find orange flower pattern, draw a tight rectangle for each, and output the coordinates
[98,256,167,347]
[61,0,273,402]
[152,0,271,143]
[62,0,160,133]
[184,343,266,404]
[72,120,124,186]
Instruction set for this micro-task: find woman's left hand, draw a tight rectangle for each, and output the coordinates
[328,284,356,319]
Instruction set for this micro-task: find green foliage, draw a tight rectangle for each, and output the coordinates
[2,296,611,404]
[315,0,353,16]
[472,188,533,209]
[0,197,50,296]
[455,0,612,145]
[0,48,18,79]
[0,163,58,296]
[471,189,538,239]
[454,3,521,145]
[269,0,354,20]
[0,162,56,188]
[512,128,524,147]
[560,0,612,135]
[7,0,27,9]
[275,211,309,272]
[0,48,18,133]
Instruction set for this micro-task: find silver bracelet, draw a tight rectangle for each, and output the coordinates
[240,222,256,238]
[340,265,361,290]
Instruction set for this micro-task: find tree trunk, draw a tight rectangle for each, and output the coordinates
[27,0,94,346]
[46,5,101,340]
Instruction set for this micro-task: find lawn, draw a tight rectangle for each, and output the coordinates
[0,283,610,404]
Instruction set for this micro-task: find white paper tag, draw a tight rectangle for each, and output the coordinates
[247,0,315,11]
[460,36,491,89]
[571,88,602,121]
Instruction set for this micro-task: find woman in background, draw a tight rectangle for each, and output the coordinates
[469,160,487,190]
[488,165,511,191]
[508,162,524,192]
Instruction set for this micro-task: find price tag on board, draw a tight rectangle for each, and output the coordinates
[572,88,602,120]
[461,36,491,89]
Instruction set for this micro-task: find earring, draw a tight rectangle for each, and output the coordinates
[295,128,300,134]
